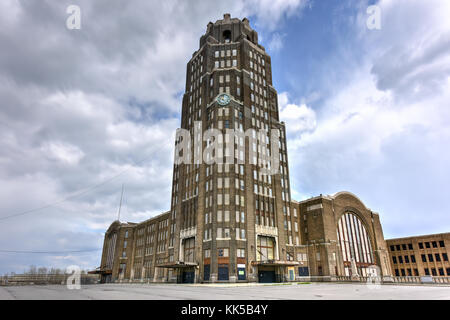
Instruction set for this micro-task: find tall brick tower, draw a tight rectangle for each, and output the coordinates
[169,13,294,283]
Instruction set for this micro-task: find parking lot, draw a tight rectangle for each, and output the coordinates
[1,282,449,300]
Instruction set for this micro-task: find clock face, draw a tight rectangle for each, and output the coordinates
[216,93,231,106]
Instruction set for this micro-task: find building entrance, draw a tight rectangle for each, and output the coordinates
[181,268,195,283]
[258,270,276,283]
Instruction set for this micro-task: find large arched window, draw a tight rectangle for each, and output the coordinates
[337,212,374,276]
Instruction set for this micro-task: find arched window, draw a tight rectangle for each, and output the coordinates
[223,30,231,43]
[337,212,374,276]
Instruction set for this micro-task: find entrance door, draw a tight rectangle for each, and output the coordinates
[258,270,276,283]
[182,270,195,283]
[289,269,295,281]
[218,264,229,281]
[204,265,210,281]
[237,267,246,280]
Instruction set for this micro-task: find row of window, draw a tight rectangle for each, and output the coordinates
[203,227,247,240]
[419,240,445,249]
[421,253,448,263]
[390,240,445,251]
[394,267,450,277]
[393,253,449,264]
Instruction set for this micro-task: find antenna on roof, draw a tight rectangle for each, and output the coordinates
[117,183,124,221]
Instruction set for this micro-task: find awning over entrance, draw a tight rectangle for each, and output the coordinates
[156,261,198,269]
[88,267,112,275]
[252,260,299,267]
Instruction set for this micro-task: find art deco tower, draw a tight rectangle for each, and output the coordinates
[169,14,294,282]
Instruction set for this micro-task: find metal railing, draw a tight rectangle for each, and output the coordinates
[335,275,450,284]
[0,274,100,286]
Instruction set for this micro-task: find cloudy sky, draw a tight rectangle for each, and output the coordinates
[0,0,449,274]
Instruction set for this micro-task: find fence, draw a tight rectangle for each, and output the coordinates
[335,275,450,284]
[0,274,100,286]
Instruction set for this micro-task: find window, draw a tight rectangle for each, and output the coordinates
[431,268,437,276]
[237,248,245,258]
[439,240,445,247]
[432,241,438,248]
[425,242,430,248]
[402,244,407,250]
[396,245,401,251]
[398,256,403,264]
[224,210,230,222]
[297,253,308,261]
[419,242,424,249]
[439,268,445,276]
[337,212,374,265]
[411,255,416,263]
[424,268,430,275]
[223,30,231,43]
[421,254,426,262]
[392,256,397,264]
[408,243,413,250]
[435,253,441,262]
[428,254,434,262]
[443,253,448,261]
[390,245,395,251]
[404,255,409,263]
[183,237,195,263]
[257,236,275,261]
[218,248,229,257]
[125,231,128,238]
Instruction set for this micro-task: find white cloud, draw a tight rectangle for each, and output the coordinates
[42,142,85,165]
[243,0,310,30]
[278,92,317,136]
[0,0,310,274]
[268,32,287,52]
[285,0,450,238]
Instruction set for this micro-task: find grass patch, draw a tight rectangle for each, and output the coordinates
[296,282,311,285]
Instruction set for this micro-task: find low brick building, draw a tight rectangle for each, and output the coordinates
[386,233,450,277]
[97,191,393,283]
